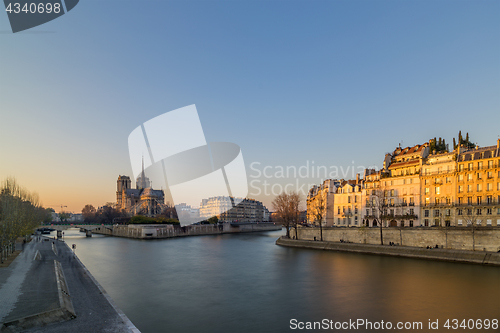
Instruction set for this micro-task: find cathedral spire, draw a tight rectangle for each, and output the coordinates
[141,155,146,189]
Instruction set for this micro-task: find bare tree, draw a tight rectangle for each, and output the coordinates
[309,192,327,241]
[272,191,301,239]
[289,192,301,240]
[464,207,479,251]
[82,204,97,223]
[368,187,390,245]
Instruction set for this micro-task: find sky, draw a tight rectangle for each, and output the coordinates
[1,0,499,213]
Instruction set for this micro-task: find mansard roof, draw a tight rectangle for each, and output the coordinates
[458,145,500,162]
[392,144,426,158]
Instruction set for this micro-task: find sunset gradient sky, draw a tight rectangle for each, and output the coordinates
[1,0,499,212]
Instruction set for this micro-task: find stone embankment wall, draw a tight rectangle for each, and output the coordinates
[288,226,500,252]
[276,237,500,266]
[92,223,282,239]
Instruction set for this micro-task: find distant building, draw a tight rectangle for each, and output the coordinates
[199,196,270,223]
[175,203,200,223]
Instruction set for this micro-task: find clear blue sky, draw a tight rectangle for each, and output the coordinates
[1,0,499,211]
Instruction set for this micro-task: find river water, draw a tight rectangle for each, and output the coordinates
[60,228,499,332]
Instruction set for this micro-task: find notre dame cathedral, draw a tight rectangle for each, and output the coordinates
[116,161,165,217]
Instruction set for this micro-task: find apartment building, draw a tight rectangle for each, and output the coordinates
[199,196,270,223]
[420,151,457,226]
[455,140,500,227]
[333,178,363,227]
[306,179,339,226]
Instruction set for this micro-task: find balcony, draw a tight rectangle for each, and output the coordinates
[394,214,418,220]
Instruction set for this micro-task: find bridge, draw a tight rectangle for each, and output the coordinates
[39,224,114,237]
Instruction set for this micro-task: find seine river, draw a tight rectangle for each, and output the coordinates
[61,228,499,333]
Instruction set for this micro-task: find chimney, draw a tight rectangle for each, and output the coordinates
[356,173,360,184]
[497,138,499,149]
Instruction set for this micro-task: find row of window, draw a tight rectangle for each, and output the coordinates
[457,195,500,205]
[366,208,415,216]
[458,160,500,171]
[457,208,500,216]
[337,216,359,225]
[457,183,499,193]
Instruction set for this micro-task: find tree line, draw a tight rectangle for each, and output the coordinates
[0,178,52,261]
[81,202,179,224]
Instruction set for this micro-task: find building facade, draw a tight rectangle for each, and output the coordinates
[305,137,500,228]
[199,196,270,223]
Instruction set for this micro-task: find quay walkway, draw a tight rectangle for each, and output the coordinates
[0,237,139,332]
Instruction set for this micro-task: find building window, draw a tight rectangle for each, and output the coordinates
[425,179,429,185]
[459,164,464,172]
[488,160,493,169]
[458,197,463,205]
[424,210,429,217]
[366,210,369,216]
[425,197,430,205]
[477,197,482,205]
[458,209,463,216]
[487,183,492,191]
[467,174,473,181]
[468,163,473,171]
[338,207,340,214]
[477,184,482,192]
[458,174,463,181]
[425,187,430,194]
[487,208,492,215]
[477,173,482,180]
[410,209,414,215]
[424,219,429,226]
[468,185,472,192]
[467,209,472,215]
[477,209,482,215]
[487,171,493,179]
[434,209,439,217]
[435,187,440,195]
[478,161,483,170]
[348,197,351,203]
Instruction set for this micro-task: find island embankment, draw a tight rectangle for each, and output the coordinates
[91,222,282,239]
[276,236,500,266]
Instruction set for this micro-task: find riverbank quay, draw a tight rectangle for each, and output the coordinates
[276,237,500,266]
[92,222,282,239]
[288,225,500,251]
[0,237,140,332]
